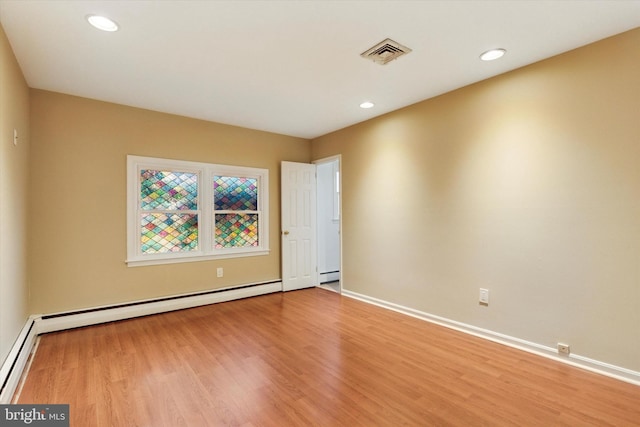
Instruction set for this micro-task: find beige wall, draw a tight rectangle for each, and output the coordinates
[312,29,640,371]
[28,90,309,314]
[0,23,30,364]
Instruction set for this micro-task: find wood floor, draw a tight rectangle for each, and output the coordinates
[16,288,640,426]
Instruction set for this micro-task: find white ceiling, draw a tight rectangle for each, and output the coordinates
[1,1,639,139]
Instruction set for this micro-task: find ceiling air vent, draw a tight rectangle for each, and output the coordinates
[361,38,412,65]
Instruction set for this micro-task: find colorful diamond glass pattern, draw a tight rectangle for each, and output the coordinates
[215,214,258,248]
[141,213,198,253]
[214,176,258,211]
[140,170,198,210]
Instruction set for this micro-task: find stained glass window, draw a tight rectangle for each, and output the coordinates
[215,213,259,248]
[128,156,268,266]
[213,176,260,250]
[141,213,198,253]
[139,169,199,254]
[140,170,198,210]
[213,176,258,210]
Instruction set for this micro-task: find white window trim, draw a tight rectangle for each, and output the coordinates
[126,155,269,267]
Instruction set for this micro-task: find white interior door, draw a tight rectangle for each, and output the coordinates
[281,161,317,291]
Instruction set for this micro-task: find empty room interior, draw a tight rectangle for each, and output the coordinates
[1,1,639,425]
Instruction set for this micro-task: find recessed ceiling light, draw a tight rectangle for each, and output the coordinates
[480,48,506,61]
[86,15,119,32]
[360,101,375,109]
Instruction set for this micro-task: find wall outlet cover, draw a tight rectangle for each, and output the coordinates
[479,288,489,304]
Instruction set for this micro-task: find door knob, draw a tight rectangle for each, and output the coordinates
[283,231,290,235]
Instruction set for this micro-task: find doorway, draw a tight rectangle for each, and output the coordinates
[280,157,342,293]
[314,156,341,293]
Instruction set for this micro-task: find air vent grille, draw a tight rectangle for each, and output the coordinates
[361,38,412,65]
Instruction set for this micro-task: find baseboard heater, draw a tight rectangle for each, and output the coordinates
[42,280,281,321]
[319,270,340,284]
[0,280,282,403]
[0,318,37,403]
[38,280,283,334]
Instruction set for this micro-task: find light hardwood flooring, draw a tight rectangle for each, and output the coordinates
[16,288,640,426]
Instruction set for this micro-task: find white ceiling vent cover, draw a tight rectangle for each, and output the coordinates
[361,38,412,65]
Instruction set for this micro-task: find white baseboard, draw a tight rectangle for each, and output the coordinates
[0,281,282,403]
[0,316,39,404]
[342,289,640,387]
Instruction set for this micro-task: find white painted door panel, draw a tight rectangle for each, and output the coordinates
[281,161,317,291]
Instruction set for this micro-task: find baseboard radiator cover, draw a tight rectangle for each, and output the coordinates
[319,271,340,284]
[37,281,282,334]
[342,289,640,387]
[0,316,39,404]
[0,280,282,403]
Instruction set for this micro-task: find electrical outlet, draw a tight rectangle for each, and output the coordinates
[479,288,489,305]
[557,343,570,355]
[216,267,223,278]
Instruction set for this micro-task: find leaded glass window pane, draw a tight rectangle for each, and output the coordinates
[213,176,258,210]
[128,155,268,265]
[215,213,258,248]
[141,213,198,253]
[140,170,198,210]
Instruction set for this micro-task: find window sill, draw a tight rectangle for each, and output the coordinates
[126,249,270,267]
